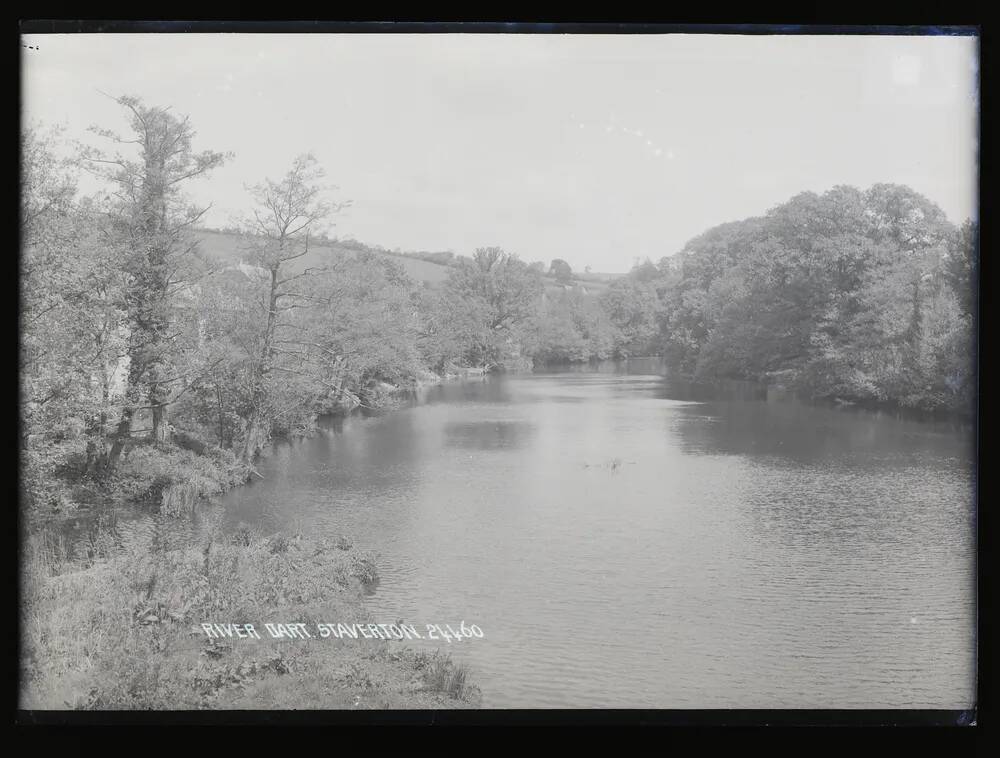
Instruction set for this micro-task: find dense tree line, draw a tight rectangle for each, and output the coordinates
[573,185,975,413]
[20,98,976,515]
[661,185,976,412]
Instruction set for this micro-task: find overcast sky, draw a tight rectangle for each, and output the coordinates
[21,33,978,273]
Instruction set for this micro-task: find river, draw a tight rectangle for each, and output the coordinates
[59,359,978,708]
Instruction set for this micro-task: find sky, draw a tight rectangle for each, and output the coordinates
[21,33,979,273]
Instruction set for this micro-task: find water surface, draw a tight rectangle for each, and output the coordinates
[209,360,976,708]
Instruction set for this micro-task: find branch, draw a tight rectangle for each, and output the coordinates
[279,246,312,262]
[275,265,327,286]
[165,164,218,187]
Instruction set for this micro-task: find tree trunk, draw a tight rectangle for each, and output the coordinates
[84,417,103,474]
[216,385,226,447]
[152,402,170,445]
[105,410,133,471]
[239,408,269,469]
[238,265,281,468]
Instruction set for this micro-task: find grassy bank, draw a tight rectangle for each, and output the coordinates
[20,529,481,710]
[20,370,485,710]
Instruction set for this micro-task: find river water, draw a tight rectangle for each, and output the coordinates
[64,360,979,708]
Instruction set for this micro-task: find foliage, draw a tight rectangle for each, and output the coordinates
[434,247,544,369]
[112,443,241,507]
[21,127,128,512]
[653,185,975,412]
[80,94,230,461]
[529,289,616,365]
[600,273,661,358]
[549,258,573,283]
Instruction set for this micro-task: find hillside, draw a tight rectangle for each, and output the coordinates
[192,228,614,294]
[192,228,452,284]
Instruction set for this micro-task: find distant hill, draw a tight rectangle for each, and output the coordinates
[192,228,453,285]
[191,228,617,294]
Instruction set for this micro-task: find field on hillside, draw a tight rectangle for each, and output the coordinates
[193,229,616,293]
[193,229,452,285]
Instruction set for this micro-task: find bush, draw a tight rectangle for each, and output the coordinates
[112,443,242,511]
[349,552,380,588]
[418,652,479,701]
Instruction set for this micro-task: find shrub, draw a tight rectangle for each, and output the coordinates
[419,652,479,701]
[349,552,380,588]
[112,443,242,510]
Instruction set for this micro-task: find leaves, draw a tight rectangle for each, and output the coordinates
[655,184,974,411]
[436,247,544,368]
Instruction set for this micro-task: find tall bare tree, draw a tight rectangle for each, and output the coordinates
[237,153,349,466]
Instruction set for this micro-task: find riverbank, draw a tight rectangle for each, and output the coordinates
[759,368,976,422]
[19,370,493,710]
[534,357,974,421]
[24,368,460,525]
[20,529,481,709]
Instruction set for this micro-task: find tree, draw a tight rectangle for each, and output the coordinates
[651,183,971,411]
[21,127,127,507]
[417,286,492,372]
[864,183,952,250]
[443,247,543,367]
[943,219,978,319]
[630,259,660,283]
[177,268,259,450]
[304,251,422,407]
[530,289,616,364]
[549,258,573,283]
[602,275,660,358]
[21,124,76,248]
[82,95,228,467]
[234,153,346,466]
[223,154,368,467]
[21,125,83,434]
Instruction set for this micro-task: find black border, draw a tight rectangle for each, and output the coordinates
[13,17,986,730]
[12,708,979,726]
[16,20,983,35]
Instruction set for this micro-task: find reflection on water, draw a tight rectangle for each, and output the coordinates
[443,420,537,450]
[57,358,977,708]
